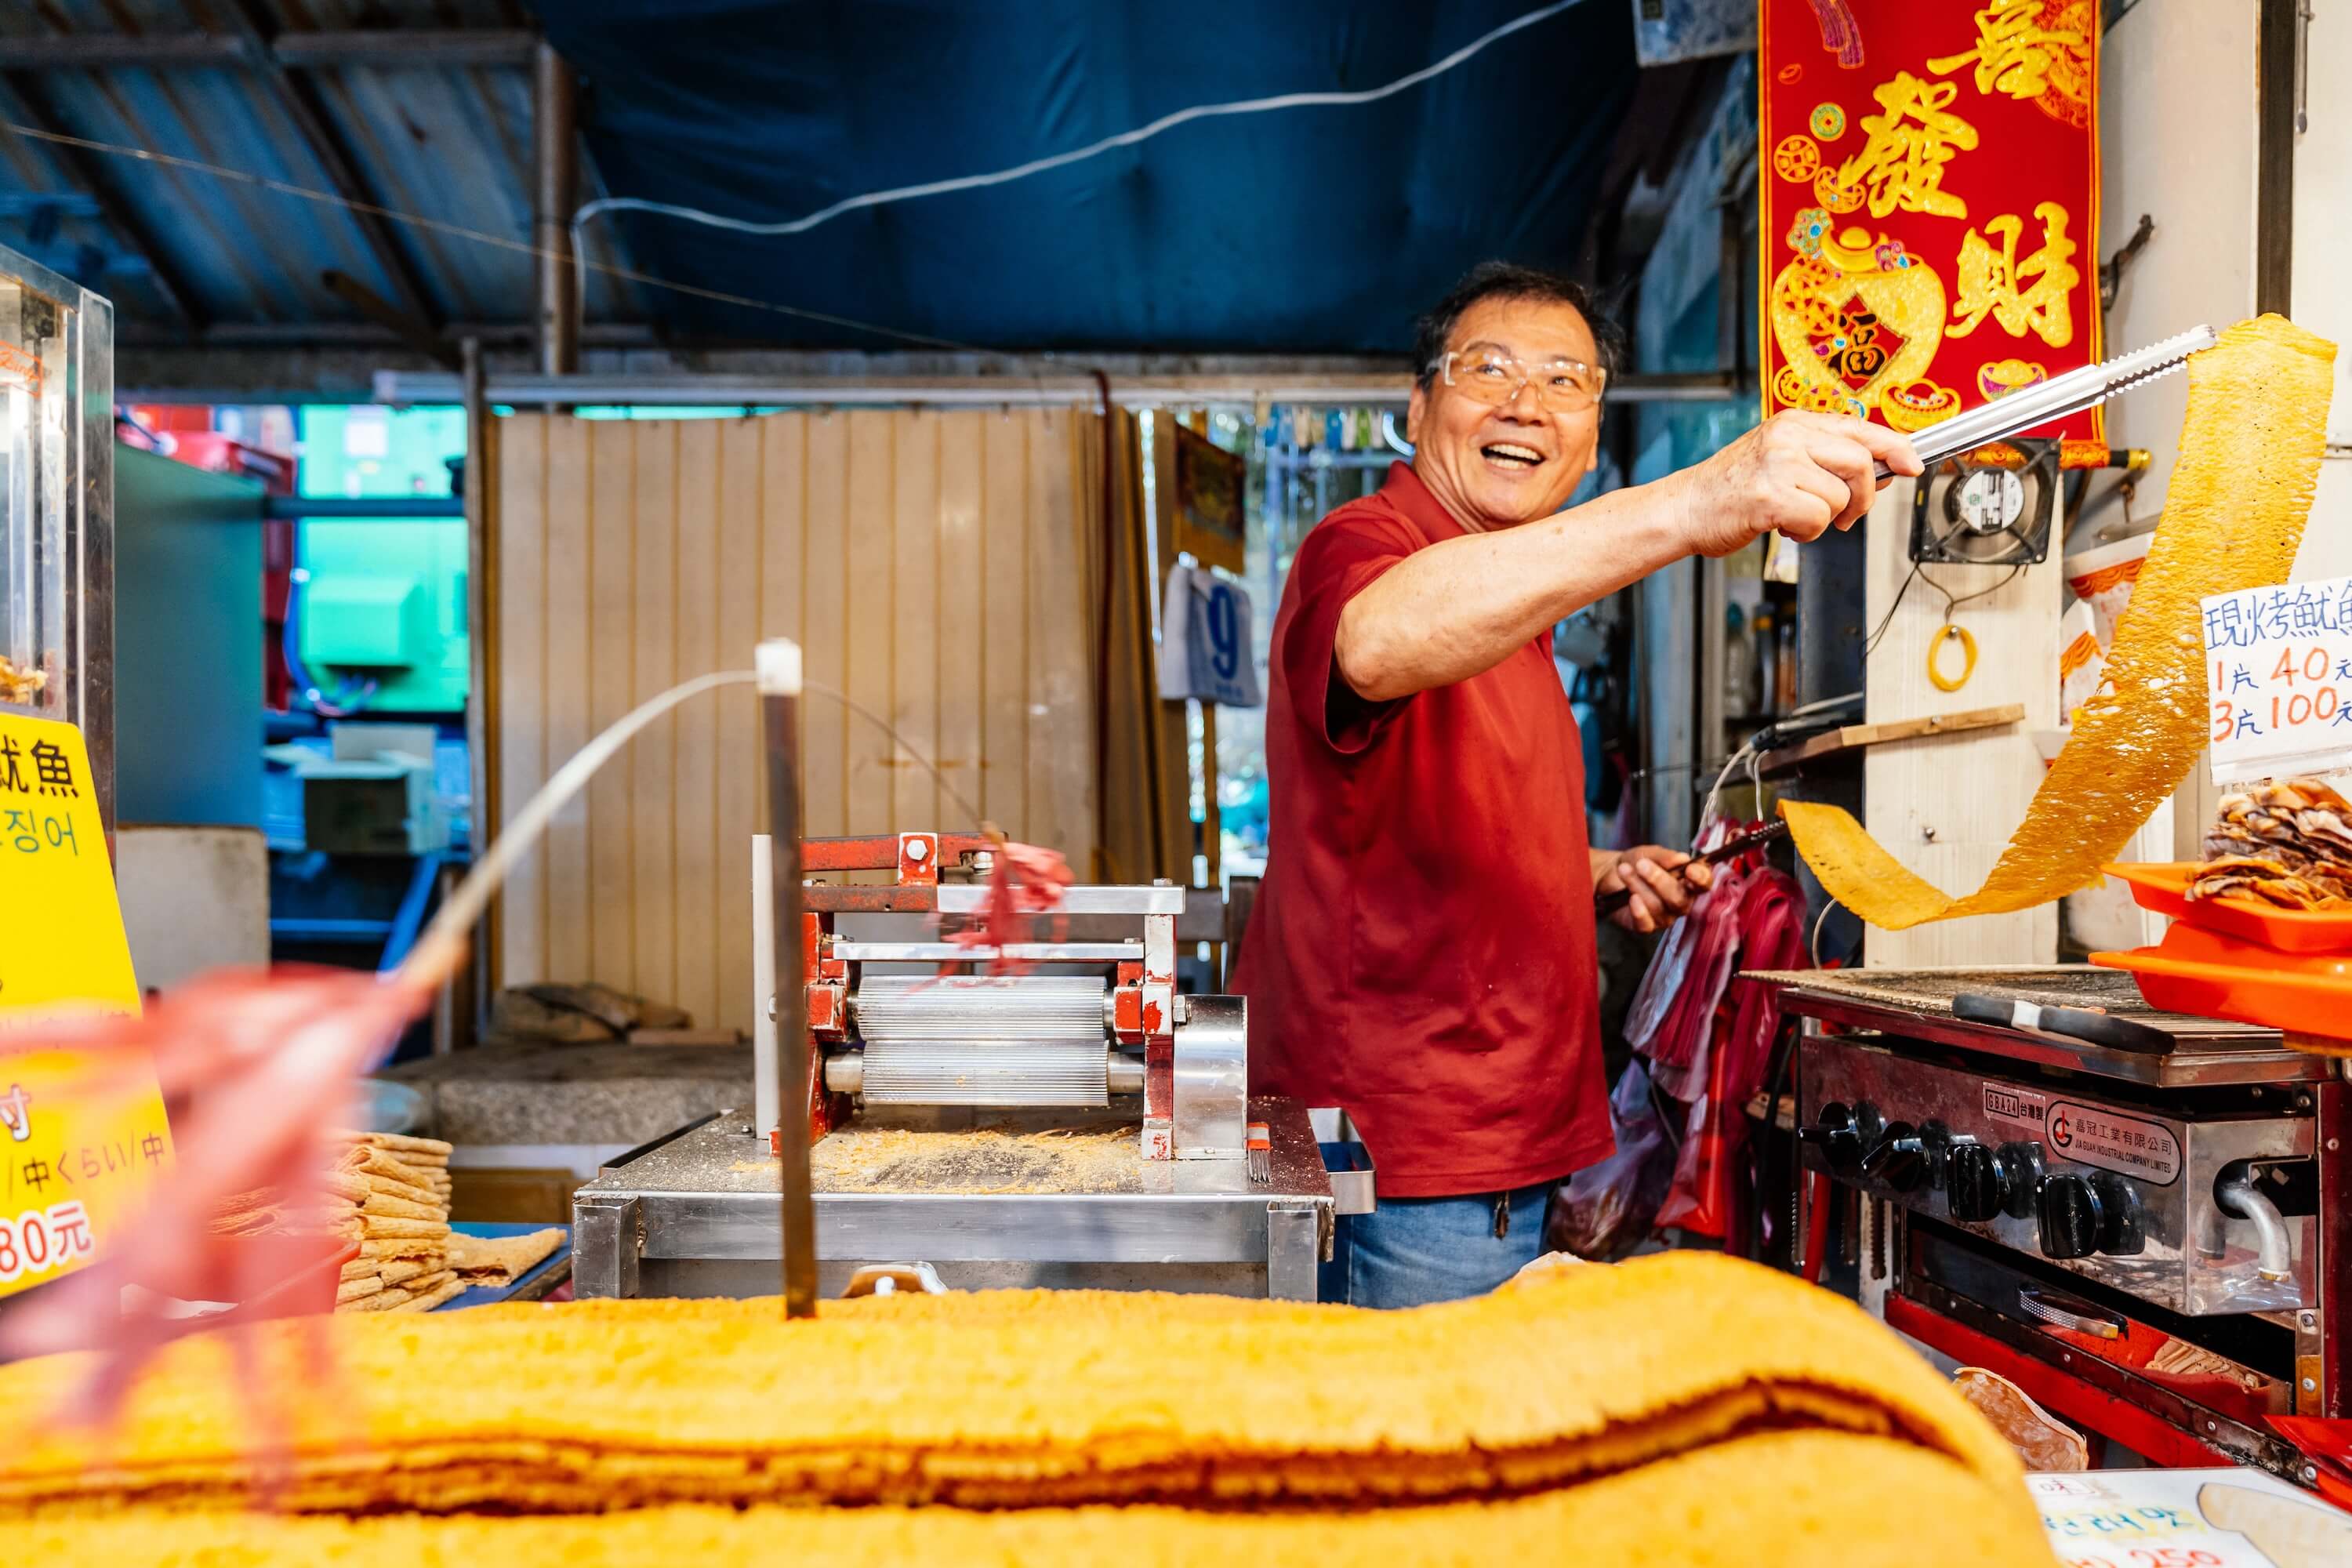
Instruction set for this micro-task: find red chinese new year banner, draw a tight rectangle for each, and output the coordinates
[1758,1,2103,455]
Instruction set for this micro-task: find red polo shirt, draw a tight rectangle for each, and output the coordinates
[1233,463,1612,1199]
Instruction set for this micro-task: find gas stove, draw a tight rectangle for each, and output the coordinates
[1801,1034,2317,1316]
[1761,967,2349,1477]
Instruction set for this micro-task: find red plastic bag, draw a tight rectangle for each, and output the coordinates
[1656,869,1809,1237]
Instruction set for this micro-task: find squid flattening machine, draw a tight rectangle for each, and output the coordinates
[572,829,1339,1301]
[768,831,1243,1160]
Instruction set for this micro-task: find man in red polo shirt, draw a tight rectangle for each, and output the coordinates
[1234,262,1918,1306]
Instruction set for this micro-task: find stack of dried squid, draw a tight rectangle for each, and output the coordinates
[0,1252,2060,1564]
[2189,776,2352,908]
[210,1131,459,1313]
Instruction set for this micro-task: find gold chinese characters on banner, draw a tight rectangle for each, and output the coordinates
[1759,2,2103,456]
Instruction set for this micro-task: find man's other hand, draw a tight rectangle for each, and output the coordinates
[1596,846,1711,935]
[1669,411,1922,557]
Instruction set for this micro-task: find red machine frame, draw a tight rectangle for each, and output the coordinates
[780,832,1182,1158]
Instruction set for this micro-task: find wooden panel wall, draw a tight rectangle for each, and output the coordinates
[1861,481,2060,967]
[492,407,1104,1036]
[1094,408,1190,887]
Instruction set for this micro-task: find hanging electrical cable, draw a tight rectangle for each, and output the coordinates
[0,120,998,358]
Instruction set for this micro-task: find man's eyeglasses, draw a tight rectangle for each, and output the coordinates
[1430,347,1607,412]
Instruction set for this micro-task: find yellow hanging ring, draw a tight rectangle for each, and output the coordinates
[1927,623,1978,692]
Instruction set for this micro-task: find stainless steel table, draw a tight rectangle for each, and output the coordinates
[572,1095,1336,1301]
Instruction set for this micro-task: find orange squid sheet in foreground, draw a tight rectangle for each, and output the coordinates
[0,1253,2060,1564]
[1787,315,2339,930]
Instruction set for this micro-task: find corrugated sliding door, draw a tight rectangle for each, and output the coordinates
[492,406,1102,1037]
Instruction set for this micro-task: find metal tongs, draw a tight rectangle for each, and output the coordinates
[1872,324,2219,481]
[1595,819,1791,917]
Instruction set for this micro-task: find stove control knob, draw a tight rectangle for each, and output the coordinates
[1918,1120,1955,1189]
[2090,1172,2144,1256]
[1861,1120,1930,1192]
[2038,1172,2143,1259]
[1945,1141,2009,1223]
[2038,1174,2104,1259]
[1998,1143,2045,1218]
[1800,1102,1864,1172]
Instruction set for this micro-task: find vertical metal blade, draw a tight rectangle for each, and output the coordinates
[759,643,816,1319]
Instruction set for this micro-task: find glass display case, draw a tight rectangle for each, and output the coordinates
[0,241,114,826]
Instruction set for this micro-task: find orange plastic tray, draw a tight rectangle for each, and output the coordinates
[2092,922,2352,1044]
[2103,861,2352,954]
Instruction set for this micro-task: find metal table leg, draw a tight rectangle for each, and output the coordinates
[572,1192,642,1298]
[1266,1200,1323,1301]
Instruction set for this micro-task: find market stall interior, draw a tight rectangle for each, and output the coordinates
[5,0,2352,1560]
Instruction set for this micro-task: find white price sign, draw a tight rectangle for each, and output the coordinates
[2032,1468,2352,1564]
[2201,575,2352,786]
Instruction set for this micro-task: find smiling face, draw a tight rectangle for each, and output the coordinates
[1406,293,1605,533]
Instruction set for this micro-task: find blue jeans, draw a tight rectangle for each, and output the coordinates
[1320,1183,1553,1308]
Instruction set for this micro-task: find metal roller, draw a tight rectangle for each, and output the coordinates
[826,1051,1145,1098]
[854,975,1108,1042]
[859,1038,1111,1107]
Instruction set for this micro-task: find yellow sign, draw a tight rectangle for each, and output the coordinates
[1171,422,1247,576]
[0,714,172,1300]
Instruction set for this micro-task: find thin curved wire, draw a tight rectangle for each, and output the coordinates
[1809,896,1843,967]
[0,121,996,355]
[400,669,984,989]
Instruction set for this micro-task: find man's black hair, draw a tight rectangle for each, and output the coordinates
[1411,261,1624,391]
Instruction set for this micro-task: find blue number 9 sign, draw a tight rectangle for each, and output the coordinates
[1161,567,1262,709]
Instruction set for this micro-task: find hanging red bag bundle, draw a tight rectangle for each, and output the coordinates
[1654,867,1809,1239]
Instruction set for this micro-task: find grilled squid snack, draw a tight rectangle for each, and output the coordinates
[1786,315,2338,929]
[2190,777,2352,907]
[0,1254,2059,1565]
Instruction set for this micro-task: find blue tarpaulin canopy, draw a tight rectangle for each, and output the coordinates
[539,0,1638,353]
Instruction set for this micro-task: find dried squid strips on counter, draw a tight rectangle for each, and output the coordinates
[447,1226,565,1287]
[14,1431,2056,1568]
[0,1254,2046,1559]
[198,1131,456,1313]
[2190,777,2352,906]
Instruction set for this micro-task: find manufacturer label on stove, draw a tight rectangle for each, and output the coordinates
[1981,1083,2049,1133]
[2045,1100,2180,1186]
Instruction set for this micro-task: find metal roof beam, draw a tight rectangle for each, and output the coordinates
[0,30,539,71]
[321,268,460,370]
[369,369,1739,409]
[220,2,443,332]
[0,73,204,327]
[0,35,247,68]
[273,31,540,69]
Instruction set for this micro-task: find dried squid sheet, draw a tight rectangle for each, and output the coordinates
[0,1253,2027,1522]
[15,1431,2059,1567]
[1789,315,2339,930]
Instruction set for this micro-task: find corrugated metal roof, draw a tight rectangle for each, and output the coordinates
[0,2,627,336]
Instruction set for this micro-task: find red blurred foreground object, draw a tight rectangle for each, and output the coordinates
[946,833,1076,975]
[0,668,765,1450]
[0,965,431,1428]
